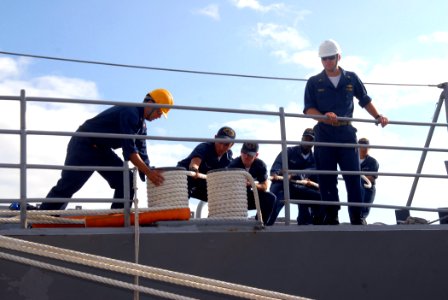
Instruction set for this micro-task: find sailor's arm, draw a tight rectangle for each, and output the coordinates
[188,157,202,178]
[364,102,389,127]
[129,152,164,186]
[256,180,268,192]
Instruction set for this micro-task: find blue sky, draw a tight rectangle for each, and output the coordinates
[1,0,448,224]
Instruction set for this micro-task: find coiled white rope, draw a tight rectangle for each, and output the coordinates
[270,175,319,189]
[0,214,85,224]
[147,168,190,209]
[0,235,309,300]
[361,175,372,189]
[271,175,372,189]
[207,169,263,224]
[0,208,180,217]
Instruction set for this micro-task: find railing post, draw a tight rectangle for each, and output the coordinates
[406,83,446,206]
[19,90,27,228]
[279,107,291,225]
[443,83,448,133]
[123,161,131,227]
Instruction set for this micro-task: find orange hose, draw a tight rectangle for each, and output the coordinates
[32,208,191,228]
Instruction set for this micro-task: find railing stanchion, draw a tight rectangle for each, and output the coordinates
[279,107,290,225]
[443,83,448,134]
[123,161,131,227]
[19,90,28,228]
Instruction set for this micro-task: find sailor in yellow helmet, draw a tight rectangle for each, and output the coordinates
[39,89,174,211]
[144,88,174,119]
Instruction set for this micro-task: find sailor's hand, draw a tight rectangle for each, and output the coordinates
[325,112,338,125]
[148,169,164,186]
[189,166,200,179]
[271,174,280,181]
[375,114,389,127]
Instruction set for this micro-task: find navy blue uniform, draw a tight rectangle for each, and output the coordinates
[267,146,321,225]
[304,68,371,225]
[40,106,149,210]
[360,155,379,218]
[228,157,276,225]
[177,142,233,201]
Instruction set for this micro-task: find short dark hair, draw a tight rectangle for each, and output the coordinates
[241,142,259,156]
[358,138,370,145]
[216,126,236,139]
[302,128,314,139]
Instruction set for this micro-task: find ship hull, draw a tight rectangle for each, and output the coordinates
[1,223,448,300]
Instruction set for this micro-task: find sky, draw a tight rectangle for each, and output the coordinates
[1,0,448,224]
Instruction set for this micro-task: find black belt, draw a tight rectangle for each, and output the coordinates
[331,121,351,127]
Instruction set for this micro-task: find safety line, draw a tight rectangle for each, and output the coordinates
[0,50,439,87]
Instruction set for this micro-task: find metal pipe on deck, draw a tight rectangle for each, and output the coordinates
[406,82,448,206]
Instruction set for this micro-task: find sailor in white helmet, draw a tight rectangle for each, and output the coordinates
[303,39,388,225]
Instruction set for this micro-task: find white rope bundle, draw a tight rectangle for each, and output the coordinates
[206,169,263,223]
[146,169,190,209]
[0,208,183,217]
[0,235,309,300]
[0,215,85,225]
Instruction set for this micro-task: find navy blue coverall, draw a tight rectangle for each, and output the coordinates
[304,68,372,224]
[228,156,276,225]
[40,106,149,210]
[267,146,321,225]
[177,142,233,202]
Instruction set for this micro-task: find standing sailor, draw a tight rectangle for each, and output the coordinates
[303,39,388,225]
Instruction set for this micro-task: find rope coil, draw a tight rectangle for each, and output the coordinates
[147,168,189,209]
[206,169,263,224]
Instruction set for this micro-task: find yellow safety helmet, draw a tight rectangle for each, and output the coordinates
[145,88,174,118]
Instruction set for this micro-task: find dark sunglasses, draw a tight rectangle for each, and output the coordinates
[321,55,337,61]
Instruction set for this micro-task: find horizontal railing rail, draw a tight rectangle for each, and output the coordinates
[0,86,447,227]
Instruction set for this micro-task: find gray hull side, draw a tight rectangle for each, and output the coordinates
[1,224,448,300]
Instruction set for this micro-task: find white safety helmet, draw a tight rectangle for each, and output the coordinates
[318,39,341,57]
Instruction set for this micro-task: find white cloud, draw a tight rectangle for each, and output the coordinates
[0,57,29,80]
[194,4,220,21]
[276,49,319,70]
[256,23,310,51]
[252,23,318,70]
[0,56,103,205]
[363,57,448,111]
[148,143,192,168]
[418,31,448,44]
[230,0,284,13]
[0,76,99,99]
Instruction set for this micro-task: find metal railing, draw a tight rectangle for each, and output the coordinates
[1,84,448,228]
